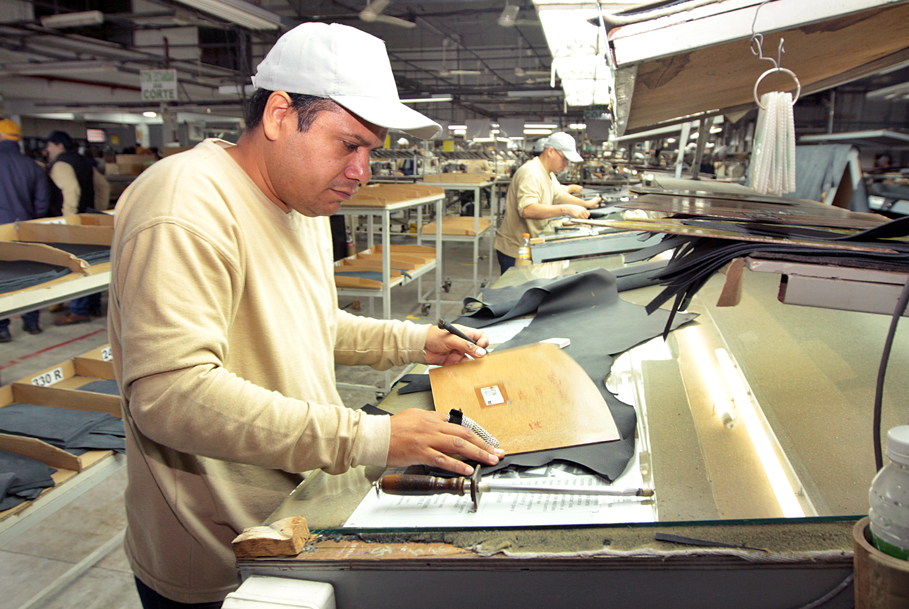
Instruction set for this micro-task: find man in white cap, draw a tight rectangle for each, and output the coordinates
[109,23,502,608]
[531,136,600,210]
[494,132,592,273]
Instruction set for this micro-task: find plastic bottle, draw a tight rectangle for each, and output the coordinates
[869,425,909,560]
[516,233,531,267]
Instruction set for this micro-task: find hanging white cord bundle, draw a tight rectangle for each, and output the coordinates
[747,1,800,195]
[750,88,797,195]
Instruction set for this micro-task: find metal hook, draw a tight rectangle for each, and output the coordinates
[754,67,801,109]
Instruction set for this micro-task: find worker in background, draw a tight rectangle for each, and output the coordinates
[531,136,601,207]
[494,133,592,274]
[108,22,502,608]
[0,119,48,341]
[43,130,104,324]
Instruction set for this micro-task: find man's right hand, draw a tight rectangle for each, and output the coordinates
[562,204,590,219]
[387,409,504,476]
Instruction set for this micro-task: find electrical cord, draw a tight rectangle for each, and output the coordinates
[793,573,854,609]
[873,274,909,471]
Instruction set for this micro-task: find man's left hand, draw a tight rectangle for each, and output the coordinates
[424,324,489,366]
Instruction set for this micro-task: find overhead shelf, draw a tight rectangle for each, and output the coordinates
[800,130,909,150]
[605,0,909,135]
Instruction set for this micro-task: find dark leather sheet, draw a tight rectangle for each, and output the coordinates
[0,403,125,453]
[0,449,56,511]
[0,260,71,294]
[404,268,696,481]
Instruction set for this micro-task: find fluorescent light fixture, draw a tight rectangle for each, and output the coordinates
[507,90,563,98]
[710,125,723,134]
[525,123,558,129]
[143,111,158,118]
[689,132,699,139]
[569,123,586,130]
[447,69,482,76]
[498,4,520,27]
[172,0,281,30]
[41,10,104,28]
[400,95,454,104]
[867,81,909,101]
[524,128,553,135]
[665,137,677,144]
[683,329,737,429]
[218,84,256,95]
[0,60,116,76]
[508,136,525,140]
[715,348,806,518]
[473,137,496,142]
[448,125,467,130]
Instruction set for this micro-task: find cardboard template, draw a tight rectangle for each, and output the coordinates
[430,343,621,455]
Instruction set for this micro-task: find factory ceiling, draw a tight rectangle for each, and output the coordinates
[0,0,589,125]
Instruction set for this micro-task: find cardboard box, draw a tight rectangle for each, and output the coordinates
[74,345,115,380]
[161,146,193,157]
[114,154,157,176]
[12,359,121,417]
[17,214,113,246]
[0,354,124,520]
[0,381,119,522]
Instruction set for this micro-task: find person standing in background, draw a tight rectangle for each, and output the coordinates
[0,119,48,341]
[44,130,103,324]
[494,132,591,274]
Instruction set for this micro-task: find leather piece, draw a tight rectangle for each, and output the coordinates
[457,261,669,329]
[396,374,432,394]
[0,448,56,511]
[0,260,71,294]
[413,268,698,481]
[472,269,696,480]
[77,379,120,395]
[0,403,125,453]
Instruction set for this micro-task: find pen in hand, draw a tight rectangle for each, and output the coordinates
[438,318,487,358]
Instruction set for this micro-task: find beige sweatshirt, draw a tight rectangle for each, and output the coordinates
[108,139,428,603]
[493,157,559,257]
[49,161,80,216]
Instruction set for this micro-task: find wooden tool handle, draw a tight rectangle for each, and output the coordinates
[378,474,467,496]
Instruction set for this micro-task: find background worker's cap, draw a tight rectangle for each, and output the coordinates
[545,132,583,162]
[252,23,441,140]
[45,130,74,149]
[0,119,21,141]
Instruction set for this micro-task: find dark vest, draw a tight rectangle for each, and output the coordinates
[48,150,94,216]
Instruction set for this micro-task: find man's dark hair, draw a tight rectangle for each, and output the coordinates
[244,89,337,132]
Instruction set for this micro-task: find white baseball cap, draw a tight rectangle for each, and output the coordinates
[532,136,548,153]
[252,23,441,140]
[545,132,583,162]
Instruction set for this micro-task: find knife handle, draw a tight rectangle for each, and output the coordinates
[378,474,467,496]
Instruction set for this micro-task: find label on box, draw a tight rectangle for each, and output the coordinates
[31,367,65,387]
[101,346,113,362]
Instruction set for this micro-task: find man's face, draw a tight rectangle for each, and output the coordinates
[549,148,570,173]
[266,103,386,217]
[44,141,64,162]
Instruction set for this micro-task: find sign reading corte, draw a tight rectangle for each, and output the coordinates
[140,69,178,101]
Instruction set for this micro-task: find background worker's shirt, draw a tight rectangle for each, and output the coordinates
[494,157,559,257]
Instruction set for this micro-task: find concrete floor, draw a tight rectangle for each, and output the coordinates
[0,232,497,609]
